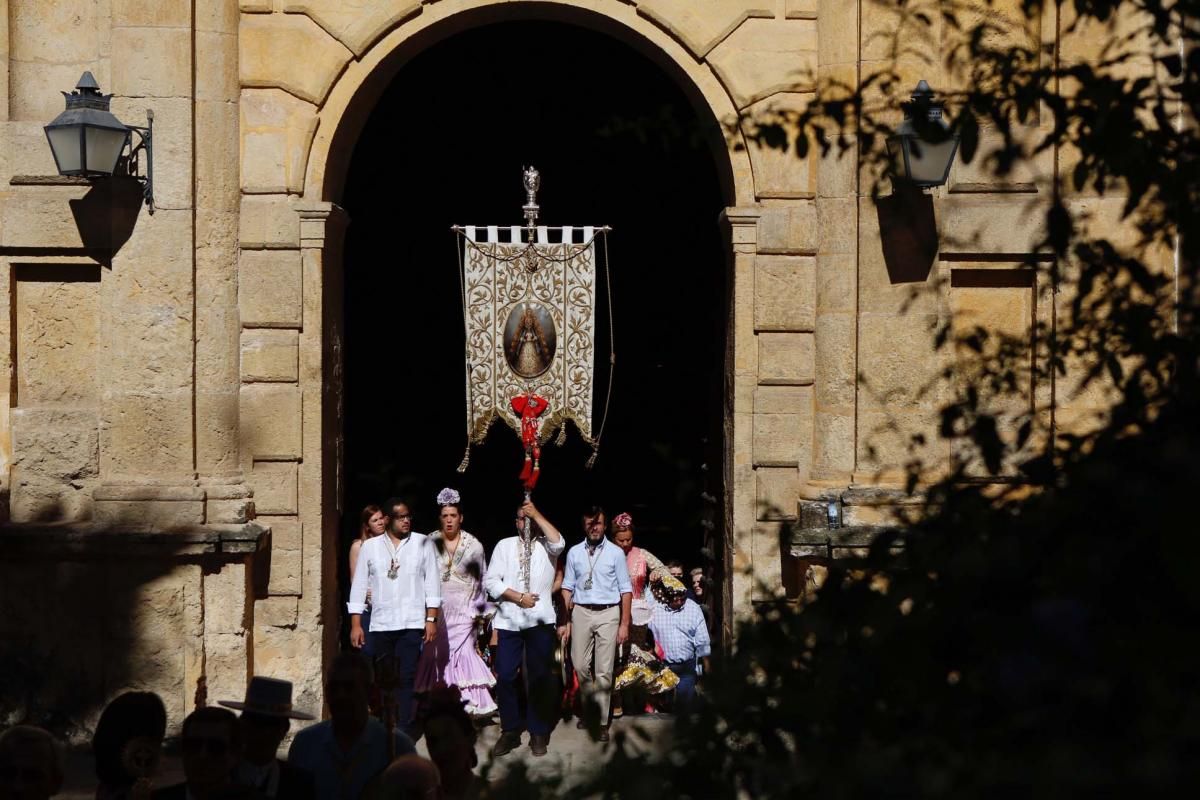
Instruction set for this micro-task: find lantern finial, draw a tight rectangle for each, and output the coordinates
[44,73,155,212]
[76,72,101,93]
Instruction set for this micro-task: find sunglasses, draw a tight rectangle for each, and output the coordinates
[181,737,230,756]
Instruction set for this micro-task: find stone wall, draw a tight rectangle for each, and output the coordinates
[0,0,264,740]
[0,0,1166,735]
[0,558,204,735]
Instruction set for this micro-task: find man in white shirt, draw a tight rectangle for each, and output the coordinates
[348,497,441,736]
[483,499,565,757]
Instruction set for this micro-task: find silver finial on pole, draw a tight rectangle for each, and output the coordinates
[522,166,540,239]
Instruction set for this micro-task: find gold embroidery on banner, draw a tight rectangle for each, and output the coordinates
[463,238,596,447]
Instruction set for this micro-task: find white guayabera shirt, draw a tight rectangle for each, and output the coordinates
[348,532,442,630]
[484,533,565,631]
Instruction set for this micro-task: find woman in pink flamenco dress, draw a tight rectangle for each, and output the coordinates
[415,488,498,718]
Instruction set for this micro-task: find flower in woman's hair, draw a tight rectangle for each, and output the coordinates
[436,487,461,506]
[613,512,633,530]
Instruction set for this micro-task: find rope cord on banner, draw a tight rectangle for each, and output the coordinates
[587,229,615,469]
[451,225,611,267]
[455,230,473,473]
[464,238,595,264]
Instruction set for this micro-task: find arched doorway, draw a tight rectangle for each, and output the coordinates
[335,17,733,635]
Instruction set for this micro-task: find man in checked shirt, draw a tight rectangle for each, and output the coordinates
[648,573,711,713]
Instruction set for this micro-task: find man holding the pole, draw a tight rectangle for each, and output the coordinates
[484,498,566,757]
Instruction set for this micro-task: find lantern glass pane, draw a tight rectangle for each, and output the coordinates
[47,126,83,174]
[887,136,907,179]
[84,125,129,176]
[907,137,957,185]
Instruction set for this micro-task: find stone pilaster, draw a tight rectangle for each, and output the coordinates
[195,0,250,523]
[721,206,762,622]
[203,556,253,712]
[94,1,199,527]
[802,0,859,502]
[243,200,345,716]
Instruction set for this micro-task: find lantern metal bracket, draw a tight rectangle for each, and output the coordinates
[124,110,155,215]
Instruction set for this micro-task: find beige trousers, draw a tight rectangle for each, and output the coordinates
[570,604,620,722]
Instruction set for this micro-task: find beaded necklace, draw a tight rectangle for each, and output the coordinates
[440,532,470,582]
[382,533,409,580]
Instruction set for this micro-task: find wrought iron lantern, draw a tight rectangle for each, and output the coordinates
[887,80,959,190]
[44,72,154,213]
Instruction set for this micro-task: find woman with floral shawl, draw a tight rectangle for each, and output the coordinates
[414,488,497,717]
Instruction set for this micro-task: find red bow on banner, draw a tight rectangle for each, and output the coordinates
[511,393,549,490]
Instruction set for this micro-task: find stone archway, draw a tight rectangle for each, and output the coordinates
[237,1,819,696]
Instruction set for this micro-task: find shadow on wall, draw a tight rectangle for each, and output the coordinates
[876,181,938,284]
[755,501,897,608]
[751,505,829,606]
[0,498,267,744]
[0,500,194,739]
[67,178,144,263]
[3,177,177,737]
[1,163,295,742]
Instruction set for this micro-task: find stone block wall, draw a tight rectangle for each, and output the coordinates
[0,559,202,734]
[0,0,263,740]
[0,0,1163,732]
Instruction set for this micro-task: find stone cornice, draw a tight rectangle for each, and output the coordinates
[0,522,270,559]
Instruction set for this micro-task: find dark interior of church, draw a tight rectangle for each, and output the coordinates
[339,20,728,603]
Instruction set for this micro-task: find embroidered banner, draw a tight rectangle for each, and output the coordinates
[460,226,597,448]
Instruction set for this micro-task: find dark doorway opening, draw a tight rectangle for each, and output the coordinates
[340,20,727,628]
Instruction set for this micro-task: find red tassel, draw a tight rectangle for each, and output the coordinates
[512,392,550,491]
[528,449,541,489]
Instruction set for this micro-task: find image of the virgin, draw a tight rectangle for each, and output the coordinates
[503,302,556,378]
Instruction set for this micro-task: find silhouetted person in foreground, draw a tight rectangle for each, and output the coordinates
[153,707,262,799]
[288,652,414,799]
[363,754,440,800]
[218,677,315,800]
[93,692,167,800]
[419,687,484,800]
[0,725,62,800]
